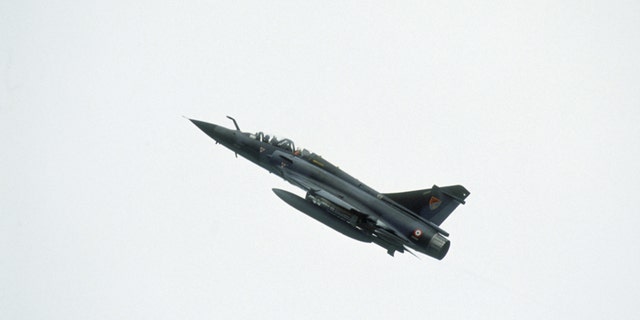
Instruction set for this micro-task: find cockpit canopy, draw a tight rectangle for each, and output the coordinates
[251,131,303,154]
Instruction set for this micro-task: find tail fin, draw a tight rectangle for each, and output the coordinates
[383,185,470,226]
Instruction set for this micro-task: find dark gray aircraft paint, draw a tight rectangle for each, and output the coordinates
[190,117,469,260]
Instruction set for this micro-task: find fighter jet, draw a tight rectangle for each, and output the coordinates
[190,116,469,260]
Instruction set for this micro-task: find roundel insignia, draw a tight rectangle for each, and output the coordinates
[429,196,441,210]
[413,229,423,238]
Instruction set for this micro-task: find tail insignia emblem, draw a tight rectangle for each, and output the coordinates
[429,196,441,210]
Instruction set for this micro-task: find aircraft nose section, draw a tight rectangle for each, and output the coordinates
[189,119,236,146]
[190,119,218,134]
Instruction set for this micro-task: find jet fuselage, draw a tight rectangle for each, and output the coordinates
[190,118,468,259]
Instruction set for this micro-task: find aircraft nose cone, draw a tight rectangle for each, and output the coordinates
[190,119,218,133]
[189,119,235,146]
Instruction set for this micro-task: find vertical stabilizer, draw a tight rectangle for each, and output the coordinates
[383,185,469,226]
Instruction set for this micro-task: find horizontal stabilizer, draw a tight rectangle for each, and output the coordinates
[383,185,469,226]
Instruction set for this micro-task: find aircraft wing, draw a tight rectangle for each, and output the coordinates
[272,187,413,256]
[281,168,365,212]
[280,167,417,254]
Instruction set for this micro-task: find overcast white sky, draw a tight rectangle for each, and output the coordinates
[2,1,640,319]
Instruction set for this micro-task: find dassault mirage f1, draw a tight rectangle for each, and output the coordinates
[190,116,469,260]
